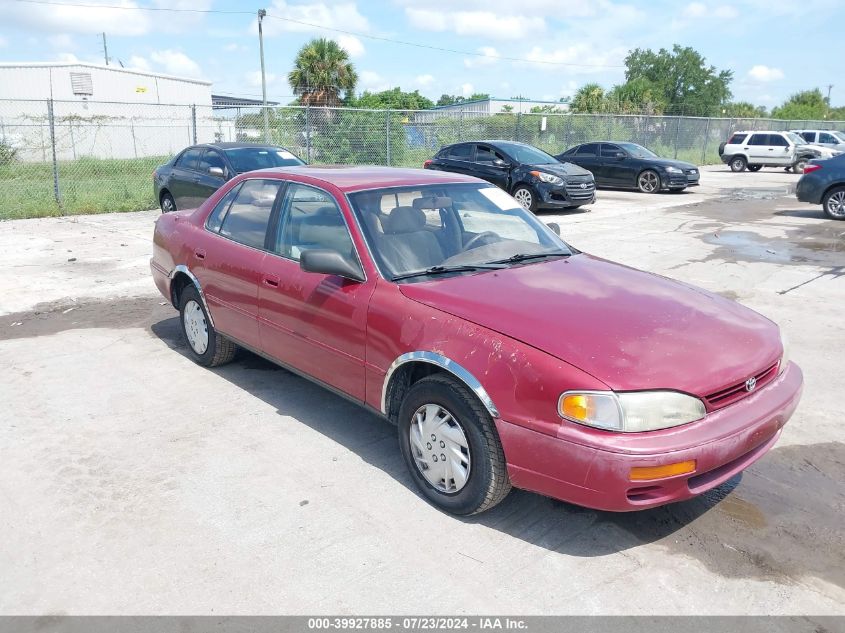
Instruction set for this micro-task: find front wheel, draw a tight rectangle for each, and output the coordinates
[398,375,511,515]
[179,285,237,367]
[747,164,762,172]
[637,170,661,193]
[512,185,537,212]
[822,186,845,220]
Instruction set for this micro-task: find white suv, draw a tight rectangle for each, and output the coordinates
[719,130,840,173]
[792,129,845,151]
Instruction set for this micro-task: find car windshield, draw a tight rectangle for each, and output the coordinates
[617,142,658,158]
[348,183,572,281]
[786,133,807,146]
[494,142,559,165]
[224,147,304,172]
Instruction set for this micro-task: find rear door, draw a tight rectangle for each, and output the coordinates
[435,143,476,177]
[472,144,510,189]
[169,147,203,209]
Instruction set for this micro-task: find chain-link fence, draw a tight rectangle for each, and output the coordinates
[2,98,843,218]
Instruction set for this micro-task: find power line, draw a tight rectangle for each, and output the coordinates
[11,0,626,69]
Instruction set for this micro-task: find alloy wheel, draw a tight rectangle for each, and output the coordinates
[514,188,533,210]
[183,300,209,354]
[827,190,845,218]
[639,171,659,193]
[409,404,471,494]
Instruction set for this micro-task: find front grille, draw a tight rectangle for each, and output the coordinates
[686,169,700,183]
[704,362,778,410]
[565,179,596,200]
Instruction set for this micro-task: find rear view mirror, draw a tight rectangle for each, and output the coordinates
[300,249,365,282]
[546,222,561,236]
[413,196,452,210]
[208,166,225,178]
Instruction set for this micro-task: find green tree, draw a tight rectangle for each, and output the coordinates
[624,45,732,116]
[771,89,828,120]
[435,93,490,106]
[352,87,434,110]
[570,83,606,113]
[288,38,358,107]
[606,77,666,114]
[529,105,566,113]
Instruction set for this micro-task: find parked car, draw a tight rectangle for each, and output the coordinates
[556,142,700,193]
[423,140,595,212]
[719,131,839,173]
[151,165,802,516]
[153,142,305,212]
[792,130,845,152]
[796,154,845,219]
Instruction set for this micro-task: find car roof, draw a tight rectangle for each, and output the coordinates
[245,165,484,193]
[194,142,291,150]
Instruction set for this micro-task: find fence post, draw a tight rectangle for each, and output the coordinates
[385,109,391,166]
[47,99,62,213]
[305,105,312,162]
[459,108,464,142]
[564,113,573,149]
[516,110,522,141]
[673,116,681,159]
[701,117,711,164]
[191,104,197,144]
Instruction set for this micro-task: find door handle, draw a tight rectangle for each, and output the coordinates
[194,249,206,260]
[263,275,280,288]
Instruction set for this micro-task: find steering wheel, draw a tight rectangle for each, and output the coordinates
[461,231,499,252]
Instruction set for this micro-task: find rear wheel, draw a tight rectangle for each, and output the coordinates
[512,185,537,212]
[179,285,237,367]
[747,164,762,172]
[160,192,176,213]
[822,186,845,220]
[729,156,747,172]
[793,158,808,174]
[398,375,511,515]
[637,169,661,193]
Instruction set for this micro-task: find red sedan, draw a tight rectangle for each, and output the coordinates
[151,166,803,515]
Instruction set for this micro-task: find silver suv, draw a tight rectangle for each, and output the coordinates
[719,130,840,173]
[792,130,845,151]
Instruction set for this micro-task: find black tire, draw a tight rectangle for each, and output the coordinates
[398,374,511,515]
[178,285,237,367]
[637,169,661,193]
[793,158,808,174]
[729,156,747,172]
[160,191,176,213]
[512,185,538,213]
[747,164,762,172]
[822,185,845,220]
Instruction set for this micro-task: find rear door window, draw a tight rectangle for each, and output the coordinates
[446,144,473,160]
[576,143,599,156]
[748,134,769,146]
[175,148,203,171]
[219,179,283,249]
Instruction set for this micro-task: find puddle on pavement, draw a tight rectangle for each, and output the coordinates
[725,187,795,201]
[701,230,844,266]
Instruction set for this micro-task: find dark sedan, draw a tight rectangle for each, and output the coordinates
[424,140,595,212]
[557,142,700,193]
[153,142,305,212]
[796,154,845,219]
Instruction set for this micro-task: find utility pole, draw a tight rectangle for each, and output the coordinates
[102,32,109,65]
[257,9,270,142]
[826,84,834,104]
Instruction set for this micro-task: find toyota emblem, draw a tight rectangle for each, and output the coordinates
[745,376,757,392]
[580,183,588,189]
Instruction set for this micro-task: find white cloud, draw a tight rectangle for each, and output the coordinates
[681,2,737,20]
[683,2,707,17]
[415,74,435,87]
[406,8,545,40]
[48,34,75,49]
[56,52,80,63]
[335,34,365,58]
[748,65,784,82]
[464,46,499,68]
[0,0,153,36]
[261,1,369,36]
[246,70,278,88]
[523,44,627,74]
[224,42,249,53]
[149,49,202,78]
[461,83,474,97]
[128,55,151,71]
[360,70,389,92]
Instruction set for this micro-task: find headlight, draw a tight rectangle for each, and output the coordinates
[665,166,683,174]
[530,170,563,185]
[559,390,706,432]
[779,329,790,375]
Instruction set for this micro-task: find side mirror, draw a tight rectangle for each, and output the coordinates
[208,166,225,179]
[300,249,365,282]
[546,222,561,236]
[493,158,508,167]
[615,152,626,159]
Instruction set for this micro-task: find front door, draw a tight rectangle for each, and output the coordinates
[472,144,510,190]
[599,143,630,186]
[258,182,374,401]
[169,147,204,209]
[194,149,228,205]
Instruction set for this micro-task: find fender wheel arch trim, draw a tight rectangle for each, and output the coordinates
[170,264,215,328]
[381,351,499,419]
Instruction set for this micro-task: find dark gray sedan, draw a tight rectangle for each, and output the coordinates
[153,142,305,212]
[796,153,845,220]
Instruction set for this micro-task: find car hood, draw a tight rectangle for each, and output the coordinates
[530,162,594,178]
[641,157,698,170]
[398,254,780,397]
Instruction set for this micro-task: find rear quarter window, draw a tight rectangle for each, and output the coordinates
[728,133,748,145]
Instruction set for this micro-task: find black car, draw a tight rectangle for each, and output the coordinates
[557,142,700,193]
[424,140,596,212]
[153,142,305,212]
[796,154,845,220]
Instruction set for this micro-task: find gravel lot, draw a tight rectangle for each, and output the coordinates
[1,165,843,615]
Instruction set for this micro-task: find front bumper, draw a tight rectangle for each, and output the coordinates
[536,179,596,208]
[663,170,698,189]
[496,362,803,512]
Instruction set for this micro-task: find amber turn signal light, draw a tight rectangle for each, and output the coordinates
[629,460,696,481]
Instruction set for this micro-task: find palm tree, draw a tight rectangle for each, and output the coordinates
[288,38,358,108]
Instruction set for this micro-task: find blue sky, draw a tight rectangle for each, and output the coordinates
[0,0,843,109]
